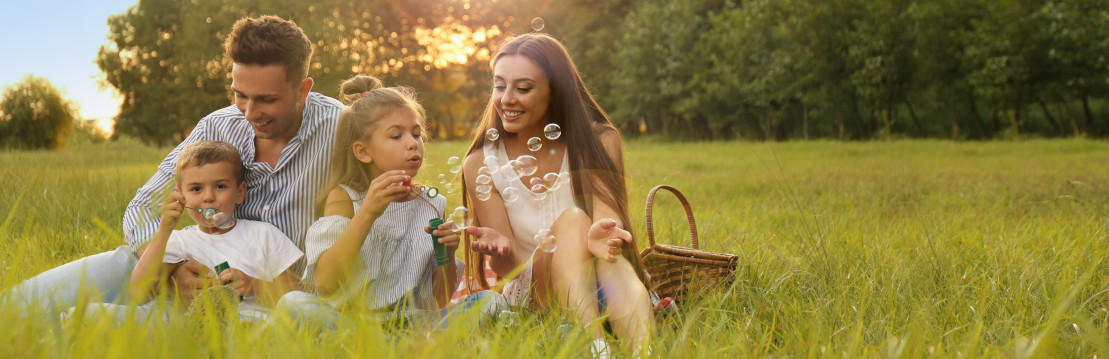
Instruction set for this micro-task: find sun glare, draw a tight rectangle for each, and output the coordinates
[412,18,500,70]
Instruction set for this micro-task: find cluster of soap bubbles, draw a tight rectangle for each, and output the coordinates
[187,206,236,230]
[435,122,565,252]
[472,124,567,202]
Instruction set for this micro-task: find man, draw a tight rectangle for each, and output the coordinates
[9,15,342,314]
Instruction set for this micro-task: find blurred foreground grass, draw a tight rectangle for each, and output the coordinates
[1,136,1107,357]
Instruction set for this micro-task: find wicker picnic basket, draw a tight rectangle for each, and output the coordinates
[639,185,738,306]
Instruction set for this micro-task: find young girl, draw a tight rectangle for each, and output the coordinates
[461,34,653,354]
[301,75,468,324]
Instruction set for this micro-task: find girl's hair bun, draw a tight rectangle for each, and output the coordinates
[338,75,385,105]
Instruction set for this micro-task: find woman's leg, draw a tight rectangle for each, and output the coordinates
[532,208,604,339]
[532,208,654,346]
[595,257,653,347]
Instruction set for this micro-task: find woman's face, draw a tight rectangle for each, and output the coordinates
[492,54,551,136]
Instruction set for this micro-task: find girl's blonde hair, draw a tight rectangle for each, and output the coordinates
[316,74,428,216]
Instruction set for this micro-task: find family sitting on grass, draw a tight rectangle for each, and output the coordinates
[5,15,655,357]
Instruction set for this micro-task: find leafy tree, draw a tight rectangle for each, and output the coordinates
[0,75,76,150]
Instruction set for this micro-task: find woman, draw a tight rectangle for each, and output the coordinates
[461,33,653,355]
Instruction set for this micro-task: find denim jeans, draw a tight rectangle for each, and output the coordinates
[6,245,137,318]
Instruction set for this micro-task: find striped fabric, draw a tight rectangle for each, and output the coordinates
[122,92,343,275]
[302,185,448,312]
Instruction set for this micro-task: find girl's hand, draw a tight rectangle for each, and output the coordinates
[218,268,256,297]
[426,221,461,252]
[358,170,412,219]
[160,189,184,229]
[587,218,632,262]
[467,226,512,258]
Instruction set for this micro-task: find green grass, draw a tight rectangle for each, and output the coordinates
[2,136,1108,357]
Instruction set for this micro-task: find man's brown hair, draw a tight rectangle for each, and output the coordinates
[224,15,313,83]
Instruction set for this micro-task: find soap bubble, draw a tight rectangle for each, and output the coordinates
[485,128,500,142]
[530,183,546,193]
[501,163,520,182]
[476,184,492,194]
[476,191,492,201]
[445,183,454,194]
[536,229,557,253]
[502,186,520,202]
[192,207,234,229]
[447,156,462,174]
[531,17,545,32]
[558,171,571,185]
[448,206,473,231]
[527,137,543,151]
[499,310,519,327]
[217,218,236,230]
[532,191,548,201]
[543,172,559,184]
[476,174,492,185]
[426,186,440,198]
[438,174,447,184]
[529,177,542,187]
[543,123,561,140]
[514,155,539,177]
[484,156,500,172]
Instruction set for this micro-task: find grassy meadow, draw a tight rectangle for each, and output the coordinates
[1,134,1107,357]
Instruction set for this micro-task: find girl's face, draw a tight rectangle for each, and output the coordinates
[354,107,425,179]
[492,54,551,136]
[178,162,246,233]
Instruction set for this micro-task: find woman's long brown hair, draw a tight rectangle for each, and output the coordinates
[461,33,651,290]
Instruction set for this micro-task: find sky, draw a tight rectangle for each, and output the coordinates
[0,1,137,120]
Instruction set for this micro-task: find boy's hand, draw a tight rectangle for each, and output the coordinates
[219,268,257,297]
[427,221,461,252]
[171,260,215,301]
[358,170,412,219]
[468,226,512,258]
[160,189,184,229]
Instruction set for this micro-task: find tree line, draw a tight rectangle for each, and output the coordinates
[90,0,1109,144]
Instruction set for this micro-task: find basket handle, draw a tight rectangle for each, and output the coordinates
[645,184,699,249]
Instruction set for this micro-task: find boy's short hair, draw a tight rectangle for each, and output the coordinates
[176,141,246,184]
[224,15,313,83]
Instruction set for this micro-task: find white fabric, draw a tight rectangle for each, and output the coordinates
[163,219,304,318]
[483,141,574,306]
[302,185,452,312]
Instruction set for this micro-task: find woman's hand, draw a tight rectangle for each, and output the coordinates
[587,218,632,262]
[357,170,412,220]
[467,226,512,258]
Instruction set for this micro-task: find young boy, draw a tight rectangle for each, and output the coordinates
[124,140,303,321]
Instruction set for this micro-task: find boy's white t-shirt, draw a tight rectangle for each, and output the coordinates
[163,219,303,319]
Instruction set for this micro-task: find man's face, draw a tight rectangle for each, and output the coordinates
[230,63,309,143]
